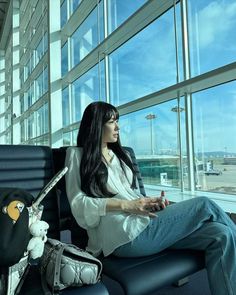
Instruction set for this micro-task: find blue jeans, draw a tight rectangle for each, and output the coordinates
[113,197,236,295]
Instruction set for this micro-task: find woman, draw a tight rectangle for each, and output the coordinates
[65,101,236,295]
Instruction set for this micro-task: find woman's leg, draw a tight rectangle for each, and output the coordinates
[113,197,236,295]
[170,221,236,295]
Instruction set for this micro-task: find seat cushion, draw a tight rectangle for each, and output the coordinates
[102,249,205,295]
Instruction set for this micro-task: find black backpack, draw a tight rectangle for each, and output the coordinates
[0,188,34,267]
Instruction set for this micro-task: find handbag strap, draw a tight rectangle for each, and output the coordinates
[41,242,66,295]
[52,243,67,294]
[41,271,52,295]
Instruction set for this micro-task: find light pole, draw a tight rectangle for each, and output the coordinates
[145,113,156,155]
[171,106,185,190]
[171,106,185,155]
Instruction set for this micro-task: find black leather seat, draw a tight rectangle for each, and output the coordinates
[102,249,204,295]
[52,146,205,295]
[0,144,109,295]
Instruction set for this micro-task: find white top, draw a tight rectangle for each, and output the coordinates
[65,146,150,257]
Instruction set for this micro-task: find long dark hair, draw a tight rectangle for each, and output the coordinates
[77,101,137,198]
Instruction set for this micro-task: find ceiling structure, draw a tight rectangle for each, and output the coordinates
[0,0,10,40]
[0,0,11,50]
[0,1,9,32]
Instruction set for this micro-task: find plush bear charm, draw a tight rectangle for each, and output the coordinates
[27,220,49,259]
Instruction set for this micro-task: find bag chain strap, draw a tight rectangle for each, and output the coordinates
[52,243,67,293]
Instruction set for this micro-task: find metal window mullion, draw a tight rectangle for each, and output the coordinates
[68,37,72,72]
[103,0,110,103]
[173,0,184,191]
[97,0,102,101]
[181,0,195,191]
[173,0,180,84]
[68,83,73,145]
[177,95,185,191]
[47,0,52,147]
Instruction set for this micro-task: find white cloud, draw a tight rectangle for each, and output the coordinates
[197,1,236,48]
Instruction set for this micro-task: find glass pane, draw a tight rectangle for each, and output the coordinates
[61,0,68,28]
[44,103,49,133]
[35,71,43,100]
[62,87,70,126]
[107,0,146,34]
[36,106,43,136]
[71,0,81,13]
[20,121,25,142]
[36,104,48,136]
[35,37,43,66]
[27,114,34,139]
[71,61,105,123]
[109,7,178,106]
[61,41,68,76]
[43,67,48,94]
[119,99,186,189]
[192,81,236,195]
[188,0,236,76]
[63,131,71,146]
[43,32,48,54]
[71,1,104,68]
[35,134,49,146]
[72,129,78,145]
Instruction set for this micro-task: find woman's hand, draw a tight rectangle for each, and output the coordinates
[150,196,170,210]
[121,197,168,218]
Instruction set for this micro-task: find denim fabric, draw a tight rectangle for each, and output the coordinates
[113,197,236,295]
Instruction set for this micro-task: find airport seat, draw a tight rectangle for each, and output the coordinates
[52,146,206,295]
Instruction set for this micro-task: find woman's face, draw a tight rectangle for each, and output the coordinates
[102,115,119,144]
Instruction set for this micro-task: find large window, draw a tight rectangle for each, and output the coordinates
[192,81,236,195]
[120,99,186,189]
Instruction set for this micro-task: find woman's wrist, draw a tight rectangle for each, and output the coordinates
[120,200,128,212]
[106,198,127,212]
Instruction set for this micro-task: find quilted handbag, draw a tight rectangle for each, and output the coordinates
[40,238,103,293]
